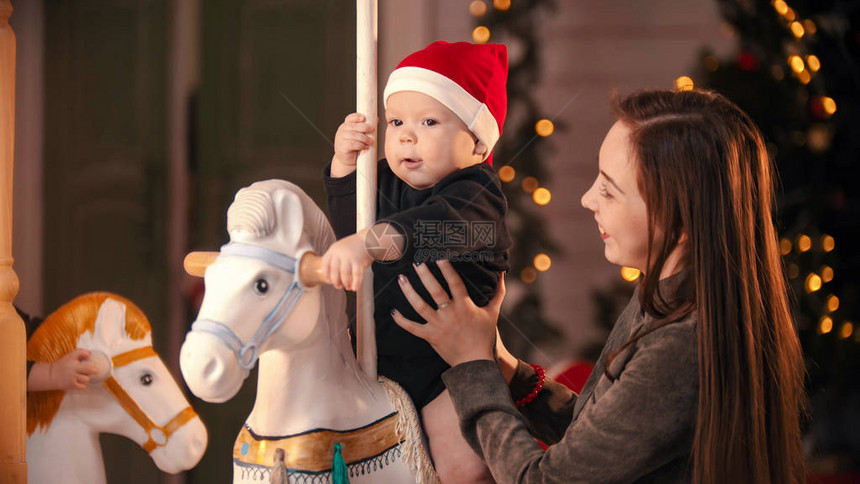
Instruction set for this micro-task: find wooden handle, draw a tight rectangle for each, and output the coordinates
[299,251,330,288]
[183,251,219,277]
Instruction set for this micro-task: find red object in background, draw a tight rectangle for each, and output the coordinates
[810,96,829,120]
[536,361,594,450]
[553,361,594,394]
[807,472,860,484]
[737,51,760,71]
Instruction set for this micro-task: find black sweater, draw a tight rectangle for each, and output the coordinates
[324,159,511,408]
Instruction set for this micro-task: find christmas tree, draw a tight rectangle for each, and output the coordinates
[469,0,564,360]
[697,0,860,471]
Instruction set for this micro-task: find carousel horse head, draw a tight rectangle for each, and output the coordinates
[27,293,208,474]
[180,179,345,403]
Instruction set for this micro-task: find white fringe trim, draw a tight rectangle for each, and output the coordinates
[380,377,440,484]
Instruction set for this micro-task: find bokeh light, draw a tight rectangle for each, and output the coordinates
[521,267,537,284]
[534,254,552,272]
[822,234,835,252]
[494,0,511,11]
[790,21,805,38]
[621,267,641,282]
[773,0,788,15]
[796,234,812,252]
[535,119,555,137]
[789,55,805,73]
[779,238,792,256]
[805,273,822,293]
[498,165,515,182]
[820,265,834,283]
[472,26,491,44]
[788,263,800,279]
[521,176,538,193]
[827,295,839,313]
[819,316,833,334]
[839,322,854,340]
[806,55,820,72]
[675,76,694,92]
[704,55,719,72]
[533,188,551,205]
[469,0,487,17]
[821,96,837,115]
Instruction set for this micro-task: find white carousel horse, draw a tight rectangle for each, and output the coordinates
[179,179,437,484]
[26,293,208,484]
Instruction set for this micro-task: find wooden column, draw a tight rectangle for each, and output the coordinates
[0,1,26,482]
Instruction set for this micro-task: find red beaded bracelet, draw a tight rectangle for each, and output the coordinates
[515,363,546,407]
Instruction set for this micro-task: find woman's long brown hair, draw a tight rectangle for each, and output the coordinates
[607,90,805,483]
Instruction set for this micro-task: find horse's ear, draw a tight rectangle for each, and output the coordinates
[94,298,128,349]
[272,188,305,249]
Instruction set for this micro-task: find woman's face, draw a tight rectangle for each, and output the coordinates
[581,121,650,271]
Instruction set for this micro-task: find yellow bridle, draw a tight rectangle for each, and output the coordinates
[101,346,198,453]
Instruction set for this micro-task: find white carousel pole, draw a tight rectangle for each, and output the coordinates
[0,1,27,482]
[356,0,378,379]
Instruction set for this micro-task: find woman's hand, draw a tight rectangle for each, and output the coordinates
[391,259,505,367]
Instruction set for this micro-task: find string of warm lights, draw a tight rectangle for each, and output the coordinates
[674,1,837,122]
[697,0,854,344]
[470,0,555,284]
[779,231,849,339]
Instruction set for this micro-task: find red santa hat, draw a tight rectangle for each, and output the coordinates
[383,41,508,165]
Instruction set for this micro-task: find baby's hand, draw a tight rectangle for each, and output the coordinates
[321,233,373,292]
[332,113,375,175]
[52,349,100,390]
[29,348,99,391]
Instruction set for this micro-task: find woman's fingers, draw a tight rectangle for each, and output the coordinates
[413,263,451,306]
[436,259,469,301]
[391,309,430,340]
[397,274,435,320]
[488,273,506,314]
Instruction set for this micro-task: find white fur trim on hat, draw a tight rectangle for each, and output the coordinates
[384,66,499,160]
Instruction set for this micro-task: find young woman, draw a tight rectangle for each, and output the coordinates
[391,89,806,482]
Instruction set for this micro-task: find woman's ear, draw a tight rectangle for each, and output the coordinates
[474,141,488,157]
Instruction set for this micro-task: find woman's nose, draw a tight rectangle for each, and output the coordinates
[581,184,596,212]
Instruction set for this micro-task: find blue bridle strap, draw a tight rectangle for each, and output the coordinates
[190,242,304,371]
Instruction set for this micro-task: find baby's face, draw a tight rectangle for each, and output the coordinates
[384,91,483,190]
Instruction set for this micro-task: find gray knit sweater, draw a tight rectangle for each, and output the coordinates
[442,277,698,483]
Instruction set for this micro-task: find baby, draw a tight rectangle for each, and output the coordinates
[322,41,510,482]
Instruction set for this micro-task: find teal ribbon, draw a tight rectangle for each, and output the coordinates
[332,442,349,484]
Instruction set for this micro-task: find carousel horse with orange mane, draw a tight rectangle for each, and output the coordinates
[26,293,208,484]
[180,179,437,483]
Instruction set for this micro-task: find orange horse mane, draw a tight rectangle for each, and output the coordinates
[26,292,151,435]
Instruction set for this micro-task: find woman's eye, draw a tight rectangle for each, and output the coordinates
[599,183,612,199]
[254,279,269,294]
[140,373,154,386]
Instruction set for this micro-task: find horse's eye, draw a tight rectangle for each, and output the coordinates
[254,279,269,294]
[140,373,154,386]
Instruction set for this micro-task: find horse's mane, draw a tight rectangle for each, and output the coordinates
[227,179,348,340]
[228,179,336,254]
[27,292,151,435]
